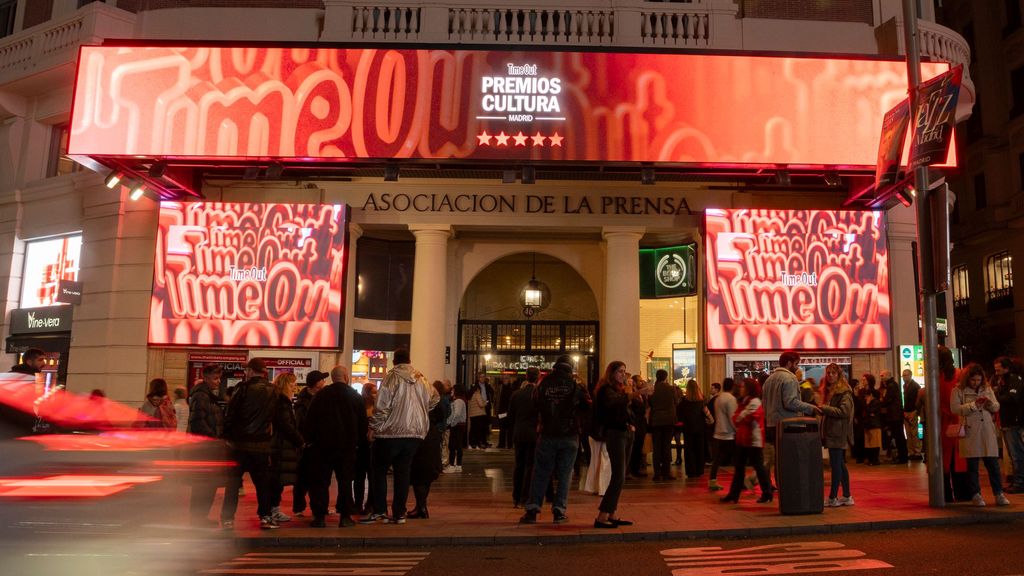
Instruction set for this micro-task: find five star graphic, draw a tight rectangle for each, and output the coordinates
[475,130,563,148]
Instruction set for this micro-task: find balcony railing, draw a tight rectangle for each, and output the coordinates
[0,2,134,88]
[448,7,615,44]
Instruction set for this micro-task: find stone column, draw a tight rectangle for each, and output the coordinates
[602,226,644,372]
[339,223,363,372]
[409,224,451,382]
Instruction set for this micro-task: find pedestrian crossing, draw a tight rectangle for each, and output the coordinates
[661,541,891,575]
[199,551,429,575]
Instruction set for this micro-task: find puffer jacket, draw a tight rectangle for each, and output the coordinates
[271,394,303,486]
[188,381,222,438]
[820,384,854,449]
[370,364,440,439]
[223,377,276,451]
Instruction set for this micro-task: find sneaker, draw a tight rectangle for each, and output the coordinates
[270,507,291,523]
[708,480,723,491]
[259,516,280,530]
[972,493,987,507]
[220,520,234,530]
[443,465,456,473]
[519,510,538,524]
[824,497,841,507]
[359,513,387,524]
[386,515,407,524]
[455,465,463,472]
[839,496,855,506]
[552,511,569,524]
[997,493,1011,506]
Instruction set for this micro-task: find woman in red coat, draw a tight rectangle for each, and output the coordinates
[938,346,966,503]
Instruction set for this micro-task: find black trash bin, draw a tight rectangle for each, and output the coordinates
[776,417,823,515]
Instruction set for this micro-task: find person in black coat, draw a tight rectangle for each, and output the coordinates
[10,347,44,375]
[291,370,328,517]
[879,372,908,464]
[330,366,367,519]
[303,367,358,528]
[676,379,708,479]
[269,374,303,523]
[408,381,451,519]
[509,367,541,507]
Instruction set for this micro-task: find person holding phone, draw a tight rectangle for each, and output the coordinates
[952,363,1009,507]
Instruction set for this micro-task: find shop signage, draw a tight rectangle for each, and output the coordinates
[899,344,925,382]
[69,46,953,168]
[909,65,963,169]
[56,280,83,304]
[361,192,691,215]
[148,202,349,349]
[10,305,74,335]
[20,235,81,309]
[705,209,891,351]
[640,244,697,298]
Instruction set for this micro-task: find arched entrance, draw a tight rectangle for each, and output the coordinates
[457,252,600,389]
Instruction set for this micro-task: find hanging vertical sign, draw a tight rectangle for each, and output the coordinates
[909,65,963,169]
[639,244,697,298]
[874,98,911,189]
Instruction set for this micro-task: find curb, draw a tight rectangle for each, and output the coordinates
[235,510,1024,548]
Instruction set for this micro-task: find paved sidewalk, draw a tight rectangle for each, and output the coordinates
[208,448,1023,546]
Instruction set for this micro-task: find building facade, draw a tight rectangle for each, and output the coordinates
[0,0,971,402]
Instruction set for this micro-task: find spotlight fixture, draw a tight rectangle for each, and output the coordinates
[502,169,517,184]
[775,170,791,187]
[641,166,656,185]
[129,183,146,201]
[104,171,123,189]
[383,165,400,182]
[521,166,536,185]
[148,161,167,179]
[896,186,914,207]
[823,171,842,187]
[243,166,260,180]
[266,162,284,179]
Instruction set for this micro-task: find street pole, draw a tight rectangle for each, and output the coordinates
[902,0,945,508]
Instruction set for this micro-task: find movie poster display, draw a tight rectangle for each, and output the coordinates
[149,202,348,348]
[705,209,891,351]
[671,347,697,386]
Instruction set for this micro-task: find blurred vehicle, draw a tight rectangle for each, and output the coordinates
[0,373,235,575]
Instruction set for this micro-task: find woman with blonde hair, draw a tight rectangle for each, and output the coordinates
[952,363,1009,507]
[820,363,855,507]
[269,373,303,523]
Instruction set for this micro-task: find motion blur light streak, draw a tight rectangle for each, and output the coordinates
[21,431,207,451]
[0,475,162,498]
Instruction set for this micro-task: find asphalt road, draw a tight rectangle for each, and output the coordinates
[193,521,1024,576]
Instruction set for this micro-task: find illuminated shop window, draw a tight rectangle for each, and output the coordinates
[985,251,1014,309]
[951,265,970,310]
[20,235,82,308]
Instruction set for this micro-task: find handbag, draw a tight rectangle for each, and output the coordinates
[944,422,965,438]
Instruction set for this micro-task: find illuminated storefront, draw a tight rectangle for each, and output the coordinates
[58,43,954,394]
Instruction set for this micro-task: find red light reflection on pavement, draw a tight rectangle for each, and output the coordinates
[19,430,209,451]
[0,475,162,498]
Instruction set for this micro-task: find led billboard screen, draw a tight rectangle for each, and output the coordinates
[705,209,891,351]
[149,202,348,348]
[69,46,952,168]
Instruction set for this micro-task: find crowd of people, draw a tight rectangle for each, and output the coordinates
[92,343,1024,531]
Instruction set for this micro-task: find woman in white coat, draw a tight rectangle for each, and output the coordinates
[951,363,1010,507]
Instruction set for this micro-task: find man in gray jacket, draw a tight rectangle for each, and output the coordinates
[362,347,439,525]
[761,351,820,486]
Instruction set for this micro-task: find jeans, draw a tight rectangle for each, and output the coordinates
[710,439,735,481]
[1002,426,1024,487]
[371,438,421,518]
[353,441,372,511]
[904,412,922,456]
[599,429,628,514]
[470,415,490,447]
[221,448,273,520]
[967,456,1004,497]
[827,448,850,499]
[886,420,908,462]
[727,446,772,500]
[513,440,537,504]
[651,425,675,478]
[291,451,310,513]
[526,435,578,514]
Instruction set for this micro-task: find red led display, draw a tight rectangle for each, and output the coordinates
[705,209,891,351]
[149,202,348,348]
[69,46,952,168]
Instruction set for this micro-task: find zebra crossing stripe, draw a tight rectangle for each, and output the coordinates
[200,551,429,575]
[661,542,891,575]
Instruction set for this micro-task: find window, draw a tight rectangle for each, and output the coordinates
[1007,0,1023,36]
[47,124,82,178]
[0,0,15,38]
[952,265,970,310]
[1013,66,1024,118]
[985,250,1014,309]
[974,173,988,210]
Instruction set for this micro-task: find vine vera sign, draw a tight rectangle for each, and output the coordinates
[705,209,891,351]
[69,46,953,167]
[10,305,74,335]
